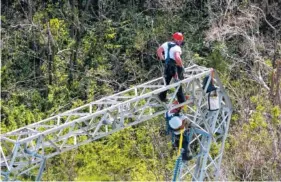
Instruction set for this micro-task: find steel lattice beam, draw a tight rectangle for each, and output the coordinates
[0,64,232,181]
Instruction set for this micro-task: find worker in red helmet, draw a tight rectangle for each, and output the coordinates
[157,32,186,103]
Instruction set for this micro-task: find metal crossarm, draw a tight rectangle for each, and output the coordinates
[0,64,232,181]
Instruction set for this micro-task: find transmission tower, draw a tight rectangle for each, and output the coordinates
[0,64,232,181]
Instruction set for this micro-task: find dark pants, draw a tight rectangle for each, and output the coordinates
[174,131,190,161]
[159,60,186,103]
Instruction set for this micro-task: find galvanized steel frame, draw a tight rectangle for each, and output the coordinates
[178,73,233,181]
[0,64,232,181]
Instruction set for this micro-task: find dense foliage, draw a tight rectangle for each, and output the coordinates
[1,0,281,180]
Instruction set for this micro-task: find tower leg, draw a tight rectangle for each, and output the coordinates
[36,158,46,181]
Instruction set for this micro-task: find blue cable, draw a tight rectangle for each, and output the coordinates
[172,150,183,181]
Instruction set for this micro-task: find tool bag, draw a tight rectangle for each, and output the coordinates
[208,90,220,111]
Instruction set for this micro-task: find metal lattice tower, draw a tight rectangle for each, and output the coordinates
[0,64,232,181]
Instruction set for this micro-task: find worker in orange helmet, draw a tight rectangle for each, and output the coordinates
[157,32,186,104]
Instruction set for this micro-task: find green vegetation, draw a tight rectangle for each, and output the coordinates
[1,0,281,180]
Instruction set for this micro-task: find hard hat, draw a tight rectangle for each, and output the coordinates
[180,115,188,121]
[169,116,182,129]
[173,32,184,41]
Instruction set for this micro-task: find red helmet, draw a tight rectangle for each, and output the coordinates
[173,32,184,41]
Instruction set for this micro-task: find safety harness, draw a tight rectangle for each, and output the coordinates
[165,42,176,65]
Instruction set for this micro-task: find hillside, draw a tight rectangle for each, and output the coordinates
[1,0,281,180]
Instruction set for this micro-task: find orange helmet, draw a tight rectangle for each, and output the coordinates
[173,32,184,41]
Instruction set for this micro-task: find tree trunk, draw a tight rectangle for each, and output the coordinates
[275,60,281,106]
[68,0,76,86]
[47,23,54,85]
[68,0,83,87]
[28,0,33,22]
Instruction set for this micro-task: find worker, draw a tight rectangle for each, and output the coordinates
[157,32,186,103]
[166,105,192,162]
[168,114,192,162]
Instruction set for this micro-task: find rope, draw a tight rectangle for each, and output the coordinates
[177,129,184,156]
[172,129,185,181]
[172,151,183,182]
[182,105,188,112]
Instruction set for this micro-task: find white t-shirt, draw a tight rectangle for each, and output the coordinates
[161,42,182,60]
